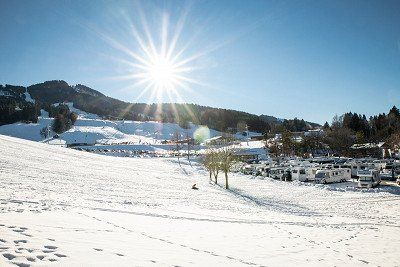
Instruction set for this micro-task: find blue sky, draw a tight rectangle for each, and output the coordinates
[0,0,399,124]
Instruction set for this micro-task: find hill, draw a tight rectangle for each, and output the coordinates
[0,80,319,133]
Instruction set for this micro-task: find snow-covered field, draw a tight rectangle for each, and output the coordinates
[1,134,400,266]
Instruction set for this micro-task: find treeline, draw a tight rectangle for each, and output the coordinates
[0,101,40,125]
[270,106,400,157]
[0,84,78,134]
[325,106,400,144]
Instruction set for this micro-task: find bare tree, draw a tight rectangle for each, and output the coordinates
[40,125,51,139]
[219,148,235,189]
[186,131,192,165]
[203,150,214,182]
[203,147,220,184]
[173,131,181,166]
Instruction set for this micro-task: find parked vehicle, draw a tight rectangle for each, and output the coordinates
[291,167,317,182]
[281,169,292,182]
[349,162,376,178]
[315,169,348,184]
[379,164,397,181]
[241,164,255,175]
[269,167,285,180]
[373,159,387,171]
[358,169,381,188]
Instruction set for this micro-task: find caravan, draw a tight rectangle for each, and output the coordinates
[269,167,285,180]
[315,169,348,184]
[358,169,381,188]
[291,167,317,182]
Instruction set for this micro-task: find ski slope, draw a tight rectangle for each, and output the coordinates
[1,135,400,266]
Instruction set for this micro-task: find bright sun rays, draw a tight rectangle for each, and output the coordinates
[84,3,230,122]
[102,8,202,106]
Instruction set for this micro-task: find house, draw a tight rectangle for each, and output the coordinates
[350,142,386,158]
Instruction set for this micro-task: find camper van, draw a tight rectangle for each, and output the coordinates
[291,167,317,182]
[315,169,348,184]
[349,162,376,178]
[324,164,352,180]
[358,169,381,188]
[269,167,285,180]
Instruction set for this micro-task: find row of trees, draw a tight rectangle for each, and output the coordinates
[324,106,400,143]
[269,106,400,157]
[203,147,235,189]
[0,102,40,125]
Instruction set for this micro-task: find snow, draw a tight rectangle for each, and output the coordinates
[1,134,400,266]
[23,90,35,103]
[0,117,53,141]
[0,90,11,97]
[62,102,99,119]
[0,103,224,146]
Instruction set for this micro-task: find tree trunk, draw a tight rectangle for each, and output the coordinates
[225,171,229,189]
[209,171,212,181]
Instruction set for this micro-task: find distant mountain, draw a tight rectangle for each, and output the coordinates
[0,80,320,133]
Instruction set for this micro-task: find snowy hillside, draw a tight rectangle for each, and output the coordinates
[0,135,399,266]
[0,103,224,145]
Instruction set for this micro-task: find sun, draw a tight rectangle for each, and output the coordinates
[147,54,178,90]
[97,9,207,104]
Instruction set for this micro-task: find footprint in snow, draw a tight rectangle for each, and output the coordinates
[2,252,16,260]
[36,255,46,260]
[26,256,36,262]
[44,245,57,250]
[14,240,27,245]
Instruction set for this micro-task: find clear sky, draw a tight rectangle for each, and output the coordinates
[0,0,399,124]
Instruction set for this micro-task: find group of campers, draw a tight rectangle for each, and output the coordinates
[238,157,400,188]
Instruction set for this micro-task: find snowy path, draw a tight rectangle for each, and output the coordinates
[1,135,399,266]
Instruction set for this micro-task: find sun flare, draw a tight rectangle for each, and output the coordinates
[100,10,204,103]
[143,54,179,91]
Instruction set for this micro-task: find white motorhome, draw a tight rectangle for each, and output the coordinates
[320,164,352,180]
[349,162,376,178]
[315,169,348,184]
[291,167,317,182]
[358,169,381,188]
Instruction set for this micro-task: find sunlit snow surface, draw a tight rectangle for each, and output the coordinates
[1,135,400,266]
